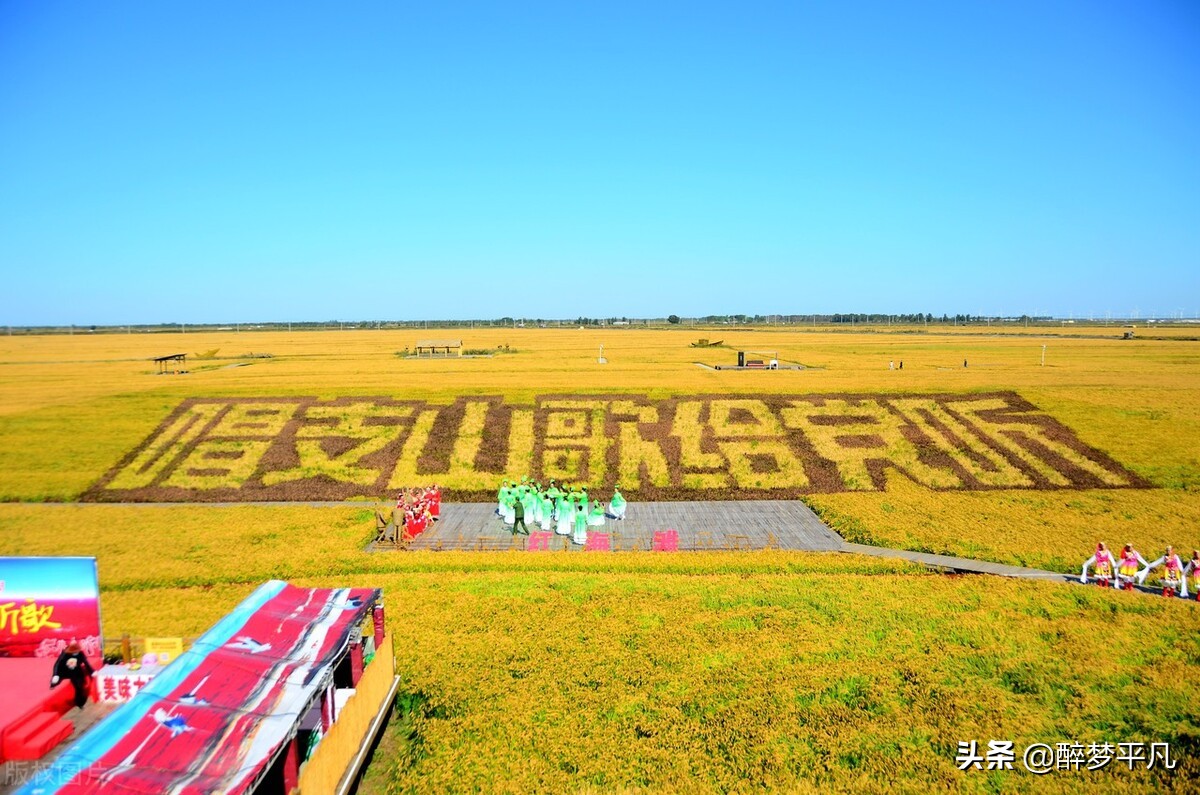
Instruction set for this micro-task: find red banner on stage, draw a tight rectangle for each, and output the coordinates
[0,557,102,660]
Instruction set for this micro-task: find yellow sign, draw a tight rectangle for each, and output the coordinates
[144,637,184,664]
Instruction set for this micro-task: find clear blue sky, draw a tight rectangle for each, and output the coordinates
[1,1,1197,324]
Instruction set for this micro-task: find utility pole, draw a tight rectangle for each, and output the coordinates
[1041,345,1046,366]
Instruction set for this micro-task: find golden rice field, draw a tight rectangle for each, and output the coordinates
[0,326,1198,791]
[0,325,1196,569]
[2,506,1196,793]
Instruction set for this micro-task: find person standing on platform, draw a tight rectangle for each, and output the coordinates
[51,641,93,710]
[531,485,543,526]
[428,485,441,521]
[572,501,589,545]
[497,480,510,517]
[512,494,529,535]
[609,486,627,520]
[556,494,573,536]
[503,491,516,527]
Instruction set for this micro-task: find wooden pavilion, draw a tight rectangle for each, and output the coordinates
[153,353,188,374]
[413,339,462,357]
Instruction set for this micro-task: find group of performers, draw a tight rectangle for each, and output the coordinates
[496,479,627,545]
[1080,542,1199,598]
[394,485,441,540]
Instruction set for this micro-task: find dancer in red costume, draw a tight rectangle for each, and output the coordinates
[1181,550,1200,602]
[1115,543,1148,591]
[1138,546,1188,598]
[1079,542,1116,587]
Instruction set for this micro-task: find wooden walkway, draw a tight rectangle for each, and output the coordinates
[840,543,1072,583]
[375,501,844,553]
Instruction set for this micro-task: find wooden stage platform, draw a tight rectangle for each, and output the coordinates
[373,501,845,552]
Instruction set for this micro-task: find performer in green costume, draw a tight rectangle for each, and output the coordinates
[497,480,510,517]
[503,491,516,526]
[572,501,589,545]
[609,486,626,520]
[588,499,606,527]
[521,488,536,527]
[555,493,572,535]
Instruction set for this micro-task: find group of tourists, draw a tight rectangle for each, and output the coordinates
[390,485,441,540]
[496,478,627,545]
[1080,542,1198,598]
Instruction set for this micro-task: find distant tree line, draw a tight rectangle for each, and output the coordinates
[0,313,1095,336]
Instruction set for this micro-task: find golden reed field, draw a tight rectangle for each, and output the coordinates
[1,325,1196,570]
[1,325,1198,792]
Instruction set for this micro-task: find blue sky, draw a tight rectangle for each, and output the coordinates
[1,1,1197,324]
[0,556,99,600]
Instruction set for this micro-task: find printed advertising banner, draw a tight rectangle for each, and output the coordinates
[0,557,102,660]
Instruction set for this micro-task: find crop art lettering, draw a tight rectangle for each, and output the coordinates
[86,393,1148,501]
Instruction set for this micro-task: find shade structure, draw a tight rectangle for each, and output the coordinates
[20,581,380,795]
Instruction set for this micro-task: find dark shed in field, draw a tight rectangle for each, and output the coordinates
[153,353,188,374]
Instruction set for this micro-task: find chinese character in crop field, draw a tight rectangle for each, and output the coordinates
[540,399,613,486]
[88,391,1147,501]
[263,399,416,487]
